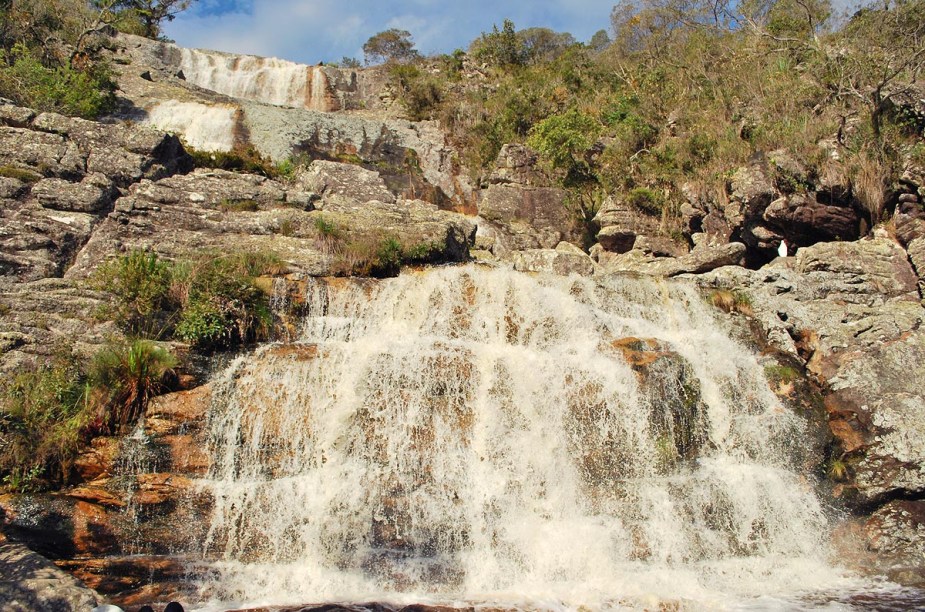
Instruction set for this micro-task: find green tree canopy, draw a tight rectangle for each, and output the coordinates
[362,28,419,65]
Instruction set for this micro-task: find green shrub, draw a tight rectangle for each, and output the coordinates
[186,145,281,178]
[91,250,174,337]
[89,340,177,434]
[0,44,116,119]
[173,253,277,351]
[0,351,91,492]
[626,187,663,216]
[389,63,443,121]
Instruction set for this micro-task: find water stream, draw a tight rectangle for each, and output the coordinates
[191,266,881,610]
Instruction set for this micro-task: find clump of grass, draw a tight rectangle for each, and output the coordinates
[0,339,182,492]
[334,234,440,278]
[709,289,753,316]
[827,457,850,482]
[626,187,663,216]
[186,145,282,178]
[90,250,174,337]
[92,249,282,351]
[0,165,42,183]
[89,340,177,434]
[276,219,296,237]
[0,350,91,492]
[764,364,801,385]
[218,199,260,212]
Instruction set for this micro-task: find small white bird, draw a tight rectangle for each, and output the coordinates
[778,239,788,258]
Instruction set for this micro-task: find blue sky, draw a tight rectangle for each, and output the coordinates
[163,1,616,64]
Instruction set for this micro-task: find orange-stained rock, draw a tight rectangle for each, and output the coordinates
[133,473,195,507]
[73,437,121,482]
[159,434,210,475]
[608,336,667,368]
[145,384,212,436]
[264,343,320,361]
[70,500,120,556]
[66,480,125,508]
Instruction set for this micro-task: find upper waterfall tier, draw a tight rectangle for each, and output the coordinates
[178,48,347,111]
[197,266,855,609]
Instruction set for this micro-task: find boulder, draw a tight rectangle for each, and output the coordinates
[599,242,745,277]
[509,242,595,276]
[488,144,549,187]
[31,174,116,213]
[865,501,925,586]
[0,538,104,611]
[478,183,570,251]
[300,160,394,205]
[763,194,861,244]
[795,238,920,303]
[597,226,636,254]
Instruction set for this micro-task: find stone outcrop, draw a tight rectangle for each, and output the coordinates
[0,101,191,282]
[509,242,595,276]
[0,535,104,612]
[0,278,117,373]
[689,153,866,264]
[695,236,925,580]
[65,166,475,280]
[595,242,746,277]
[476,144,576,256]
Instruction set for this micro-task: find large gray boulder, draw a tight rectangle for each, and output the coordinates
[0,538,104,611]
[509,242,595,276]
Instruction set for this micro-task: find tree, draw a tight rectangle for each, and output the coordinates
[588,29,611,52]
[471,18,525,67]
[362,28,419,65]
[528,109,604,249]
[101,0,193,39]
[826,0,925,139]
[517,27,575,63]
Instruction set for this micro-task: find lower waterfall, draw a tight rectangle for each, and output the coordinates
[193,266,862,609]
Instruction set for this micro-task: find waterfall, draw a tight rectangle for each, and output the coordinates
[145,101,237,152]
[178,48,335,111]
[195,266,858,609]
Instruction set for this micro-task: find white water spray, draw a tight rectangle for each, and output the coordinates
[179,49,334,111]
[196,266,854,609]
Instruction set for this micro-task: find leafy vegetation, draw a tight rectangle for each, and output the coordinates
[377,2,925,245]
[363,28,419,65]
[0,339,177,492]
[89,339,177,433]
[0,350,91,491]
[92,249,281,350]
[185,144,287,179]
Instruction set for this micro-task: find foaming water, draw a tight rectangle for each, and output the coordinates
[179,48,334,110]
[145,101,237,152]
[193,266,886,610]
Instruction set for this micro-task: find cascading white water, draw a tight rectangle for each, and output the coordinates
[179,48,333,111]
[145,101,237,152]
[194,266,861,610]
